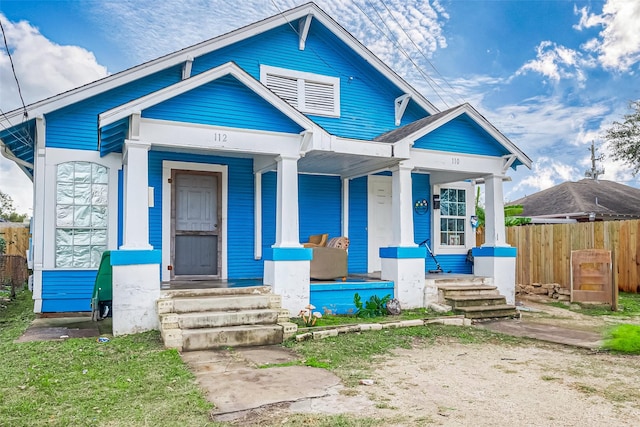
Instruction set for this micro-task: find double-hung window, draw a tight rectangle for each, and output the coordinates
[439,188,466,247]
[260,65,340,117]
[55,161,108,268]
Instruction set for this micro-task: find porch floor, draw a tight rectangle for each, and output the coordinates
[161,275,394,291]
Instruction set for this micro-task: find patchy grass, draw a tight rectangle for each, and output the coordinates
[0,290,215,427]
[603,324,640,354]
[547,292,640,317]
[290,307,453,329]
[285,323,525,386]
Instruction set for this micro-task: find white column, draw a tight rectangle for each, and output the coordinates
[254,172,262,260]
[274,154,301,248]
[390,163,416,247]
[342,177,349,237]
[32,117,46,313]
[483,174,507,247]
[121,139,152,250]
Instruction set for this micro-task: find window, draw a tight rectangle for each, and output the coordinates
[440,188,466,246]
[261,65,340,117]
[55,162,108,268]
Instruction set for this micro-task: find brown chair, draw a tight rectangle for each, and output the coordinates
[302,233,328,248]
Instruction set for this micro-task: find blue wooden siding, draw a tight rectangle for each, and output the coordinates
[412,173,431,248]
[347,176,368,273]
[45,65,182,150]
[190,22,429,140]
[299,174,342,241]
[311,281,394,315]
[41,270,97,312]
[414,114,510,157]
[148,151,263,279]
[142,75,303,134]
[261,171,277,257]
[429,254,473,274]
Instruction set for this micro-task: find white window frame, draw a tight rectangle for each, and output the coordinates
[260,65,340,117]
[432,182,475,255]
[42,148,122,270]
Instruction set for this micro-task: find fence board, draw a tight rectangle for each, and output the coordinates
[0,225,29,257]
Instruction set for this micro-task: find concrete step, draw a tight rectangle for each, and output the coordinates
[161,308,279,330]
[438,285,500,299]
[160,285,271,299]
[429,276,493,286]
[445,295,507,308]
[182,324,284,351]
[158,294,276,315]
[453,304,518,319]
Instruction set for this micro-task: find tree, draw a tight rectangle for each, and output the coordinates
[605,100,640,174]
[474,187,530,229]
[0,190,27,223]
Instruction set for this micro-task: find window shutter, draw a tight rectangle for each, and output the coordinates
[265,74,298,108]
[304,80,335,114]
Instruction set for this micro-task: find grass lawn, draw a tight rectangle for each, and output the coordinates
[0,290,214,427]
[547,292,640,316]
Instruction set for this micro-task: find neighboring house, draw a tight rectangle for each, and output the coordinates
[0,2,531,334]
[511,179,640,223]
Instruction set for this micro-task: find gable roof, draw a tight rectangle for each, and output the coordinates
[511,179,640,220]
[375,103,532,169]
[0,2,438,127]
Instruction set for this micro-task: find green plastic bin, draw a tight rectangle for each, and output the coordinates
[91,251,112,321]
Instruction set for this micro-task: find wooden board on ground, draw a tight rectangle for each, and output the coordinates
[570,249,616,307]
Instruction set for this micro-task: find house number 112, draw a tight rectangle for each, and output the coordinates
[213,132,228,142]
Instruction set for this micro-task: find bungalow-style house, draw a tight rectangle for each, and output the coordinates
[0,3,531,336]
[511,179,640,223]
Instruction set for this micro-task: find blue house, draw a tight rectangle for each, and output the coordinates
[0,3,530,335]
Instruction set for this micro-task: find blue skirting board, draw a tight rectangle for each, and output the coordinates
[310,280,394,315]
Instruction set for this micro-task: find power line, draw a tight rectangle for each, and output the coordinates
[353,1,450,108]
[0,18,28,120]
[374,0,466,106]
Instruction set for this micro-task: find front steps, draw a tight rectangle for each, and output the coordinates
[438,280,517,320]
[158,286,296,351]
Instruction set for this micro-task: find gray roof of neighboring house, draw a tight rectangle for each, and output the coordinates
[510,179,640,219]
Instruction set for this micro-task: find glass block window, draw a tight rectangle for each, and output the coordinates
[440,188,466,246]
[55,162,108,268]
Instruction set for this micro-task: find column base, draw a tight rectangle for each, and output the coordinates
[263,247,312,315]
[380,247,426,309]
[472,246,517,304]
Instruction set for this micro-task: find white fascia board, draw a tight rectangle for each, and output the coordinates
[318,136,393,158]
[99,62,316,132]
[408,148,505,176]
[139,118,301,157]
[1,3,440,129]
[395,104,532,169]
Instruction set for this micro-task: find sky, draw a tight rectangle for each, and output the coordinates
[1,0,639,214]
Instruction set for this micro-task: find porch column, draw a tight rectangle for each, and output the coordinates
[112,139,160,336]
[473,174,517,304]
[264,154,312,315]
[380,163,426,309]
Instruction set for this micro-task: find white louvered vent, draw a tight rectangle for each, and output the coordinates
[265,74,298,108]
[261,65,340,117]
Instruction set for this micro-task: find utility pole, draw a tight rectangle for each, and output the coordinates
[585,141,605,181]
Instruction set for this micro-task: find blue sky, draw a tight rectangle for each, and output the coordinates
[1,0,639,214]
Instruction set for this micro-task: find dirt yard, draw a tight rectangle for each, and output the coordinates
[235,302,640,426]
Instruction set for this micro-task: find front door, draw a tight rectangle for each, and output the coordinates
[171,170,221,278]
[367,176,393,272]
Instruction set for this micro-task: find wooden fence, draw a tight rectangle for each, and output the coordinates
[477,219,640,293]
[0,224,29,257]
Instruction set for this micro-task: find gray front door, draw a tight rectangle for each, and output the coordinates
[172,170,221,278]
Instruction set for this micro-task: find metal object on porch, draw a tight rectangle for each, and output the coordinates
[418,238,450,274]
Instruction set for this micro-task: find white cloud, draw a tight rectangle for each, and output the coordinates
[515,41,592,84]
[574,0,640,71]
[0,14,108,213]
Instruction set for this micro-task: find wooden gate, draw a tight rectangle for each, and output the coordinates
[570,249,616,308]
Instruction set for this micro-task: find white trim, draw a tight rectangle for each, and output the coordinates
[432,181,475,255]
[298,14,312,50]
[181,57,194,80]
[100,62,316,132]
[32,117,46,313]
[139,118,303,157]
[394,94,411,126]
[161,161,228,282]
[260,65,340,117]
[254,172,262,260]
[367,175,392,272]
[342,177,349,237]
[42,148,122,269]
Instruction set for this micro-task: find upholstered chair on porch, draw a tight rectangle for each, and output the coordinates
[302,233,328,248]
[310,237,350,280]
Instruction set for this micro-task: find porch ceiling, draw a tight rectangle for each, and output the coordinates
[297,150,401,178]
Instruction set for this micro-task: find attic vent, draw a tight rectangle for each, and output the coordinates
[261,65,340,117]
